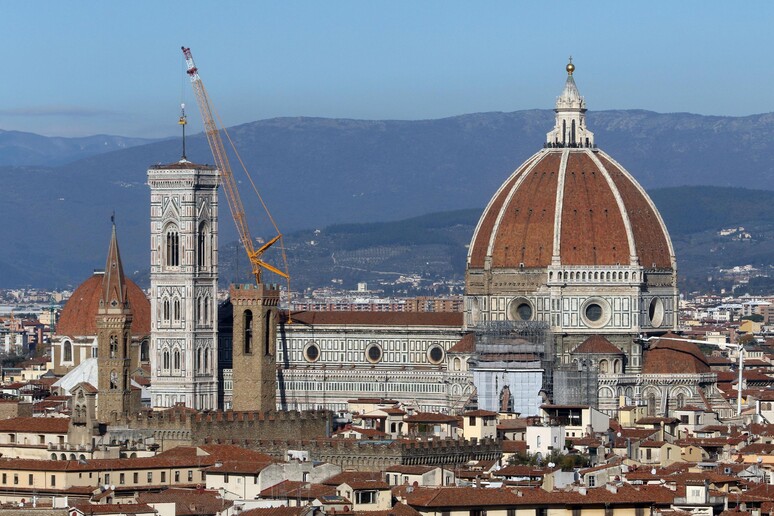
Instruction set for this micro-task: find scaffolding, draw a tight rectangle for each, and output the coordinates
[553,361,599,407]
[472,321,554,414]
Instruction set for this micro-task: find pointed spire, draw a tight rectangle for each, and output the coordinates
[101,216,128,311]
[546,58,595,148]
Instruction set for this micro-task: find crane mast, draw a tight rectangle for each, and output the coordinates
[182,46,288,284]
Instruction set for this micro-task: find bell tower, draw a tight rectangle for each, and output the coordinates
[230,284,278,412]
[96,222,138,420]
[148,158,220,410]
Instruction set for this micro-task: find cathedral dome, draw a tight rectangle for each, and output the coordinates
[57,272,151,337]
[464,61,678,340]
[468,148,673,270]
[642,337,710,374]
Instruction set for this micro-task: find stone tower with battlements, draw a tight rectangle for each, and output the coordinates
[148,159,220,410]
[230,284,279,412]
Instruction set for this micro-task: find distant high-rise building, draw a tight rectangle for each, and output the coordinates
[147,160,219,410]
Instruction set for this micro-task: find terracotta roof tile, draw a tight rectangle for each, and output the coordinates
[573,335,624,355]
[57,273,150,337]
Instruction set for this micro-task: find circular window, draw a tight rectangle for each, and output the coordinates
[509,298,533,321]
[581,298,610,328]
[585,303,603,322]
[366,343,382,363]
[428,345,445,364]
[303,342,320,362]
[649,297,665,328]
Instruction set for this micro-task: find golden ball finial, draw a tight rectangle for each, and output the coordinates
[566,56,575,75]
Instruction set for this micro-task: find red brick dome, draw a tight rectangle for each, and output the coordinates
[642,337,710,374]
[468,148,673,270]
[57,272,150,337]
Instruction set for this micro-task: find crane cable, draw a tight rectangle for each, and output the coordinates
[204,83,293,315]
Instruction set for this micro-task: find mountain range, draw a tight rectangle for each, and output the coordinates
[2,109,774,289]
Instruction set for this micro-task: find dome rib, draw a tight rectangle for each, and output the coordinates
[597,153,675,269]
[587,150,638,265]
[489,151,560,268]
[550,149,570,262]
[558,151,630,265]
[467,151,542,268]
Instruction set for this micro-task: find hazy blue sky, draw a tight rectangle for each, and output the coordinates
[2,1,772,137]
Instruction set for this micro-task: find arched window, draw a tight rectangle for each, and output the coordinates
[244,310,253,354]
[165,226,180,267]
[204,348,209,372]
[110,370,118,390]
[163,298,170,322]
[196,348,202,372]
[163,350,170,370]
[676,392,686,409]
[197,222,207,267]
[599,359,609,374]
[173,349,181,371]
[140,340,149,362]
[173,298,181,322]
[63,340,72,362]
[613,359,622,373]
[109,335,118,359]
[204,297,210,324]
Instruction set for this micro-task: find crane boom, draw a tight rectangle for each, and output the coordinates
[182,46,288,284]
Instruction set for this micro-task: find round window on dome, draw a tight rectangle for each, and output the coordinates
[509,298,534,321]
[303,342,320,363]
[649,297,665,328]
[366,343,383,363]
[428,345,445,364]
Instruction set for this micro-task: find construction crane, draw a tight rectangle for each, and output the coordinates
[182,46,289,285]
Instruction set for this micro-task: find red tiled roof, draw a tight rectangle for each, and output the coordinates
[386,465,438,475]
[572,335,623,355]
[462,410,498,417]
[643,336,710,374]
[0,416,70,433]
[448,333,475,354]
[501,440,527,453]
[71,503,156,514]
[404,412,458,423]
[469,150,672,269]
[138,488,233,515]
[57,273,150,337]
[241,507,309,516]
[323,471,384,486]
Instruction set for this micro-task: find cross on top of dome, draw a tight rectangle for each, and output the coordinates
[546,59,595,149]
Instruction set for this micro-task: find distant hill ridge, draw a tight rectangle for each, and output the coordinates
[2,108,774,287]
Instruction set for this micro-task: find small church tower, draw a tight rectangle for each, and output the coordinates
[230,284,278,412]
[96,222,138,420]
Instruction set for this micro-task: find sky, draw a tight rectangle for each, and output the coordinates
[1,1,773,138]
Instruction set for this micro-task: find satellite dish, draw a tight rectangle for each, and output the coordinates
[110,485,115,491]
[651,468,657,475]
[547,462,556,468]
[617,432,622,438]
